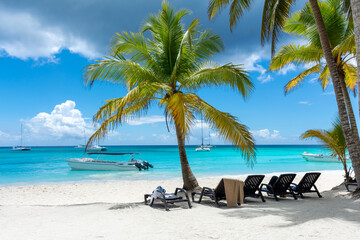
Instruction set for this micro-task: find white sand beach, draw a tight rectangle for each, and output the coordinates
[0,170,359,240]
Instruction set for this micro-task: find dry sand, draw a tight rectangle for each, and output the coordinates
[0,170,359,240]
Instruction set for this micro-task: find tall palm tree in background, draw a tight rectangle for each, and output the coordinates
[84,1,256,190]
[348,0,360,118]
[208,0,360,191]
[301,117,350,181]
[269,0,358,130]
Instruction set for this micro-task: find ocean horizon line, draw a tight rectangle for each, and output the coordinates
[0,144,324,148]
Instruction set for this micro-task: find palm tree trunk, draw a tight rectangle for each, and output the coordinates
[309,0,360,189]
[350,0,360,118]
[174,123,200,190]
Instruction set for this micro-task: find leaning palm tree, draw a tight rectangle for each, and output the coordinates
[301,117,350,181]
[84,1,256,190]
[207,0,360,190]
[269,0,357,97]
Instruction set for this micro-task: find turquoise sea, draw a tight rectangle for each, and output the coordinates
[0,145,346,186]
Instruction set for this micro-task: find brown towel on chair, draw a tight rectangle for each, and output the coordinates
[223,178,244,207]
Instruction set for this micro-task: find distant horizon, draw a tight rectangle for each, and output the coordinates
[0,144,325,148]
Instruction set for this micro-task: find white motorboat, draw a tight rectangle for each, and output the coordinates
[67,152,153,171]
[196,146,211,152]
[88,144,107,151]
[301,152,346,163]
[12,124,31,151]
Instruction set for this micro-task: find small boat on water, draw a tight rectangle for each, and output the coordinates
[12,146,31,151]
[301,152,346,163]
[67,152,153,171]
[74,130,107,151]
[12,124,31,151]
[196,146,211,152]
[196,116,211,152]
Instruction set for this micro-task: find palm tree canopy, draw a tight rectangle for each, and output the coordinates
[208,0,295,55]
[268,0,357,94]
[84,1,256,162]
[301,117,347,161]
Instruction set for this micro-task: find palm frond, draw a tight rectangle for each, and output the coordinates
[160,92,196,137]
[261,0,295,55]
[189,93,255,163]
[284,64,322,94]
[181,63,253,99]
[269,44,323,70]
[343,63,358,91]
[319,65,330,90]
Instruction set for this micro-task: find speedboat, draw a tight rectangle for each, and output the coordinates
[87,144,107,151]
[67,152,153,171]
[301,152,346,163]
[196,146,210,152]
[12,146,31,151]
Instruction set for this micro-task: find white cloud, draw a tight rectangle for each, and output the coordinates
[251,129,284,140]
[220,49,273,84]
[257,74,273,83]
[299,101,312,105]
[0,7,99,60]
[277,63,296,75]
[127,115,165,126]
[25,100,92,140]
[309,77,318,84]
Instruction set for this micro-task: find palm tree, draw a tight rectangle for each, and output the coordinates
[348,0,360,118]
[269,0,357,96]
[207,0,360,190]
[301,117,350,181]
[84,1,256,190]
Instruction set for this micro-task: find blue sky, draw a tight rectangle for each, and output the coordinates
[0,0,357,146]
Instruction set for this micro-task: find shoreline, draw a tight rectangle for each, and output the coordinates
[0,169,345,188]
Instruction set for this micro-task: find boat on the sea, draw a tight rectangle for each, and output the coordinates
[67,152,153,171]
[196,146,211,151]
[74,130,106,151]
[301,152,346,163]
[196,116,211,152]
[12,124,31,151]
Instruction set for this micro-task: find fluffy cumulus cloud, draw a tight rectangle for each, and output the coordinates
[0,7,98,60]
[0,0,271,62]
[25,100,90,139]
[219,49,274,84]
[251,129,284,140]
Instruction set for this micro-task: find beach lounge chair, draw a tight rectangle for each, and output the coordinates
[191,178,244,207]
[244,175,266,202]
[291,172,322,198]
[144,186,192,211]
[260,174,297,201]
[345,181,358,192]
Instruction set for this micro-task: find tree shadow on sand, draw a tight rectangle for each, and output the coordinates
[220,184,360,227]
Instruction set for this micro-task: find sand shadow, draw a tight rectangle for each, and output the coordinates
[219,184,360,227]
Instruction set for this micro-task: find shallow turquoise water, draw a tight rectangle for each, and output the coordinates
[0,145,346,186]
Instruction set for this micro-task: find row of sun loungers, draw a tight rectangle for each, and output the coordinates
[145,172,323,210]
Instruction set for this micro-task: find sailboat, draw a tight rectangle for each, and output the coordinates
[12,124,31,151]
[204,131,215,148]
[195,117,210,152]
[75,129,107,151]
[75,129,87,149]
